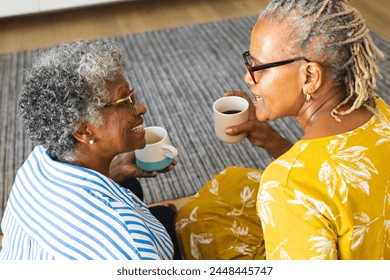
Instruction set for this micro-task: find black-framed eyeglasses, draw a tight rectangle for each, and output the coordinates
[103,89,137,114]
[242,51,311,83]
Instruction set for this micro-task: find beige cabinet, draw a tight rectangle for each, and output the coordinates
[0,0,132,18]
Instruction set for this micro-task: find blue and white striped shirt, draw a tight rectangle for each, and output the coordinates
[0,145,173,260]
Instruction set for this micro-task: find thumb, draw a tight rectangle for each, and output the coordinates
[225,125,243,136]
[225,121,254,135]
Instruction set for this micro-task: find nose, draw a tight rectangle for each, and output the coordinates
[137,102,147,115]
[244,71,255,85]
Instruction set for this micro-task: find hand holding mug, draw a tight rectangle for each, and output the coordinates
[109,151,177,183]
[223,91,293,158]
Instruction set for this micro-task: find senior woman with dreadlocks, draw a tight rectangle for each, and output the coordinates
[176,0,390,260]
[0,40,181,260]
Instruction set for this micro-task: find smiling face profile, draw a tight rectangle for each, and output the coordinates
[89,75,148,157]
[245,20,310,122]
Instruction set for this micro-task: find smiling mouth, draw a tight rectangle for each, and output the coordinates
[130,124,144,133]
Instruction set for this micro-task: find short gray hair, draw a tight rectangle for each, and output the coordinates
[19,40,128,161]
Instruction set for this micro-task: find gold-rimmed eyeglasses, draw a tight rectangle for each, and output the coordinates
[103,89,137,113]
[242,51,311,83]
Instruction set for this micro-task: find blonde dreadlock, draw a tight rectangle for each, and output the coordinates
[259,0,384,121]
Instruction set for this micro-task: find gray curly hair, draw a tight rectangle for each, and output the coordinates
[18,39,128,162]
[258,0,384,121]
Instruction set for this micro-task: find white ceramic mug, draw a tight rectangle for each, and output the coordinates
[213,96,249,144]
[135,126,179,171]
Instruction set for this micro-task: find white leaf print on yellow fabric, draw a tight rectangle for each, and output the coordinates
[230,220,249,236]
[228,186,256,216]
[384,182,390,250]
[351,212,379,250]
[385,220,390,249]
[374,123,390,146]
[288,190,336,221]
[175,207,199,232]
[222,221,261,256]
[209,179,219,195]
[230,243,256,256]
[385,220,390,231]
[308,229,336,259]
[387,193,390,206]
[268,240,291,260]
[319,161,341,198]
[354,212,371,223]
[176,206,219,233]
[279,249,291,260]
[299,142,309,152]
[257,181,279,227]
[373,108,390,146]
[241,186,256,207]
[190,233,213,259]
[247,171,262,182]
[274,159,305,170]
[319,138,378,203]
[272,143,307,170]
[227,208,243,216]
[352,226,367,250]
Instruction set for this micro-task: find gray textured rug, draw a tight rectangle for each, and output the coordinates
[1,16,389,225]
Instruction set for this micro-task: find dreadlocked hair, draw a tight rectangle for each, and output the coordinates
[259,0,384,121]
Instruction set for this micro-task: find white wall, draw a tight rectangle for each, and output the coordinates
[0,0,132,18]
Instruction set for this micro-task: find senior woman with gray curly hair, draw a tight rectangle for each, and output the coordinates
[0,40,179,260]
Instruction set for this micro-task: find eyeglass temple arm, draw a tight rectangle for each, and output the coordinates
[104,91,135,107]
[250,57,311,71]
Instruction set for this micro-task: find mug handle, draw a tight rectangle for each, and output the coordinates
[162,144,179,158]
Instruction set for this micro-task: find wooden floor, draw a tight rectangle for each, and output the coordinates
[0,0,389,54]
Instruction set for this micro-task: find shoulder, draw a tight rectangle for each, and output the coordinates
[376,96,390,119]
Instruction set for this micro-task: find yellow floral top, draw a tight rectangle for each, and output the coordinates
[257,97,390,259]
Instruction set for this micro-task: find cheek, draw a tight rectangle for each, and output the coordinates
[101,112,130,136]
[117,119,134,137]
[256,73,302,119]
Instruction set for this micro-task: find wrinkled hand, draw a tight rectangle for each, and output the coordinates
[109,151,177,184]
[223,91,273,147]
[223,91,293,158]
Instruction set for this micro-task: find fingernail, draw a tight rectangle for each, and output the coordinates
[225,128,233,134]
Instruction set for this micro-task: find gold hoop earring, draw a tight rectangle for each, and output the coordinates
[305,94,312,103]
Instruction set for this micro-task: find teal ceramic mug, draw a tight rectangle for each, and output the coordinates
[135,126,178,171]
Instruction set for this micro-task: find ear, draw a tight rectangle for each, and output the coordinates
[73,122,94,145]
[301,62,322,95]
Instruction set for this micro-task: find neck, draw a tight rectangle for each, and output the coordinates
[296,84,345,137]
[68,145,114,177]
[296,84,373,139]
